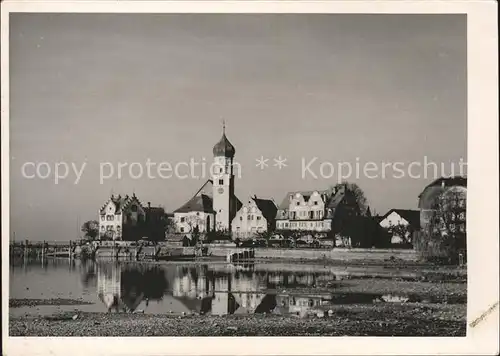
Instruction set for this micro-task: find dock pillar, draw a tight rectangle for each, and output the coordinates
[24,240,29,262]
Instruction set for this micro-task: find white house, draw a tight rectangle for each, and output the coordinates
[231,196,277,239]
[98,193,146,241]
[275,185,359,235]
[173,180,216,235]
[378,209,420,244]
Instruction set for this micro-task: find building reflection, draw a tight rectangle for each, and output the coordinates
[92,263,335,315]
[96,263,168,312]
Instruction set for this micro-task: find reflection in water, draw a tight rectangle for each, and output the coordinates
[92,263,335,315]
[12,260,461,317]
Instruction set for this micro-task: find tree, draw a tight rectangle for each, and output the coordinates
[386,223,413,245]
[415,190,466,264]
[191,225,201,247]
[165,216,175,234]
[330,182,368,216]
[255,230,273,246]
[81,220,99,241]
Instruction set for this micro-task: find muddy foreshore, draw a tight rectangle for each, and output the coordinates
[10,303,466,336]
[9,298,94,308]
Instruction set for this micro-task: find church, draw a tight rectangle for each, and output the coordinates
[173,126,242,236]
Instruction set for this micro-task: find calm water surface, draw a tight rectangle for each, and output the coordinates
[10,259,433,317]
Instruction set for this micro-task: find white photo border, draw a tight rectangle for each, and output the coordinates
[2,1,498,355]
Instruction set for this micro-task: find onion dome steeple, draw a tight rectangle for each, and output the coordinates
[213,121,235,158]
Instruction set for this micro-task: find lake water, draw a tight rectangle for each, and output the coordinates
[9,259,461,318]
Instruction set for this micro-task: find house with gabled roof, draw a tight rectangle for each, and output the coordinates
[98,193,146,241]
[231,195,278,239]
[378,208,420,244]
[274,184,360,237]
[173,179,216,235]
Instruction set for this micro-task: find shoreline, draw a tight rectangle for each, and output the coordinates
[9,298,94,308]
[9,303,466,336]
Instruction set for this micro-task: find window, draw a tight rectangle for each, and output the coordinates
[219,179,224,185]
[131,205,138,212]
[296,202,300,206]
[106,215,114,221]
[180,227,184,232]
[101,215,105,221]
[247,215,251,220]
[257,216,261,220]
[101,226,105,230]
[240,216,243,221]
[180,217,185,223]
[314,201,318,205]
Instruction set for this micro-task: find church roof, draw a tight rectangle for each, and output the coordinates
[174,179,242,215]
[174,180,215,213]
[213,130,235,158]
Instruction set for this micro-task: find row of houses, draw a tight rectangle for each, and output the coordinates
[97,127,467,247]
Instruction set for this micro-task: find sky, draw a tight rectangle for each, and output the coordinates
[9,13,467,241]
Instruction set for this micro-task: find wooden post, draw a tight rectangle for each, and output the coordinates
[24,240,29,262]
[69,241,73,260]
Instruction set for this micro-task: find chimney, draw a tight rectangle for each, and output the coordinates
[148,202,151,208]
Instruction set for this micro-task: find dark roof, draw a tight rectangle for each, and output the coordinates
[100,194,142,214]
[213,131,235,158]
[277,190,330,210]
[418,176,467,209]
[144,206,166,220]
[380,209,420,229]
[325,185,346,210]
[174,180,214,213]
[275,185,359,220]
[175,194,214,213]
[252,197,278,222]
[174,179,242,214]
[419,176,467,197]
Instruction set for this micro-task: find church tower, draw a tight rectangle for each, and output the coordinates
[212,122,236,232]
